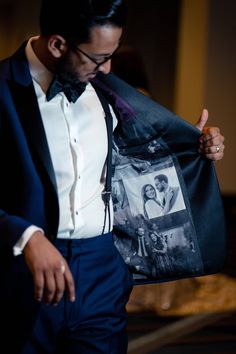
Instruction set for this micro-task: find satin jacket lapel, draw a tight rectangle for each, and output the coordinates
[8,44,58,193]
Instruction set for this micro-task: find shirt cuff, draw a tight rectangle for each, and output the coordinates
[13,225,44,256]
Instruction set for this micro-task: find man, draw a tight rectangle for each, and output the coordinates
[154,173,180,214]
[0,0,225,353]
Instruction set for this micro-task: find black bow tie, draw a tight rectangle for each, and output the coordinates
[46,76,87,103]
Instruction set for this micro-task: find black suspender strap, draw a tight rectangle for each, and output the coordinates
[92,86,113,234]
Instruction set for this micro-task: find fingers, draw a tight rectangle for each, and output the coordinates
[199,126,221,142]
[199,145,225,160]
[199,126,225,161]
[33,271,44,302]
[199,136,225,161]
[195,108,209,131]
[44,270,57,304]
[33,260,75,305]
[52,263,75,304]
[64,267,76,303]
[199,131,222,146]
[24,233,75,306]
[195,109,225,161]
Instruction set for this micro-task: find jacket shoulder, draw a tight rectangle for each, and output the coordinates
[0,58,11,80]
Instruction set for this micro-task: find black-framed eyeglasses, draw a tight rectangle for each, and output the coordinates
[72,45,120,71]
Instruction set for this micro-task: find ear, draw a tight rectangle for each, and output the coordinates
[47,35,67,58]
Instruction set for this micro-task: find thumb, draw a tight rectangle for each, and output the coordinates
[195,108,208,132]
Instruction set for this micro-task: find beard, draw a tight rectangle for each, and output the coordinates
[54,53,85,85]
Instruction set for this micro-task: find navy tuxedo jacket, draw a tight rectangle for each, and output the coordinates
[0,43,63,350]
[0,43,226,349]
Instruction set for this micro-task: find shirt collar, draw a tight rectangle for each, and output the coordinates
[25,36,53,93]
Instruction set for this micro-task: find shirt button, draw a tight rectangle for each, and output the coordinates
[74,138,77,143]
[75,211,79,215]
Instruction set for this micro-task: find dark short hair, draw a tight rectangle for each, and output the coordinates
[154,174,168,184]
[39,0,126,45]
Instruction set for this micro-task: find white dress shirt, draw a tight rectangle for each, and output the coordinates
[14,37,116,255]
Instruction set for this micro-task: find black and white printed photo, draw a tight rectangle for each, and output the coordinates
[144,221,204,279]
[112,148,203,281]
[122,165,186,220]
[113,220,204,281]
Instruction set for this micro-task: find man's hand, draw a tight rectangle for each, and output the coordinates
[195,109,225,160]
[23,231,75,305]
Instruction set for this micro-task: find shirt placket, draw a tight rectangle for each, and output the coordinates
[63,99,84,234]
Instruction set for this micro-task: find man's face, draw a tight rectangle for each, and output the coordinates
[137,228,145,236]
[56,25,122,83]
[155,179,164,192]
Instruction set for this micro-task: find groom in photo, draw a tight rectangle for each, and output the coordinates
[154,174,180,213]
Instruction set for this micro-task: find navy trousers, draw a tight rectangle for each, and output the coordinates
[21,232,133,354]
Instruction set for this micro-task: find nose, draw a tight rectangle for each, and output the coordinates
[97,59,111,74]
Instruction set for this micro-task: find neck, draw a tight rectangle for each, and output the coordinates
[32,37,56,73]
